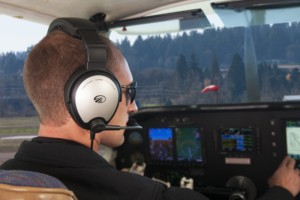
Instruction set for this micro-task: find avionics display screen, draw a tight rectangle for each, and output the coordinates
[148,128,174,161]
[286,120,300,161]
[221,128,253,152]
[175,127,202,162]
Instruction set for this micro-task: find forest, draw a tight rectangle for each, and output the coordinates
[117,22,300,107]
[1,22,300,116]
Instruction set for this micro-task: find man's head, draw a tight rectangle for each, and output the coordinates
[24,30,138,147]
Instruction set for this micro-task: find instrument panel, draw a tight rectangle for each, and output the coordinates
[116,102,300,200]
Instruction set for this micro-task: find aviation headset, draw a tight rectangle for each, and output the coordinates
[47,18,142,149]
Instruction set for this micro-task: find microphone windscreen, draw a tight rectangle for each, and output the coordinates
[127,118,139,126]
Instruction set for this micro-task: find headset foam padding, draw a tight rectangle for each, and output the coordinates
[64,66,121,130]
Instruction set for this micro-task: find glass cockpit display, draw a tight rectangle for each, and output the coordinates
[175,127,202,162]
[221,128,253,152]
[286,120,300,161]
[128,132,143,145]
[148,128,174,161]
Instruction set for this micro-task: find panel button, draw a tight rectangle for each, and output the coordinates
[256,128,261,137]
[272,142,276,147]
[273,153,277,157]
[161,117,168,122]
[271,120,275,126]
[257,142,260,146]
[271,132,275,136]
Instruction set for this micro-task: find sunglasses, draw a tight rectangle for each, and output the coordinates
[121,81,137,104]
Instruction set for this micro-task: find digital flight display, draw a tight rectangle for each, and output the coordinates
[148,128,174,161]
[286,120,300,161]
[175,127,202,162]
[221,128,253,152]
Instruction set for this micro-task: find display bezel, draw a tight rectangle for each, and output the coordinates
[283,119,300,162]
[146,125,206,167]
[219,126,255,155]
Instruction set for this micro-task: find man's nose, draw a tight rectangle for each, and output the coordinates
[128,100,138,113]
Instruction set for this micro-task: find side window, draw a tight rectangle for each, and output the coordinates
[0,15,46,164]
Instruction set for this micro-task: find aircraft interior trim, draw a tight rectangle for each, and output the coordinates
[116,101,300,199]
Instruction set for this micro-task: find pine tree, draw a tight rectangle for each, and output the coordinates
[188,52,203,84]
[3,53,23,74]
[133,35,144,58]
[136,58,143,71]
[290,68,300,87]
[189,52,198,70]
[210,53,221,85]
[268,24,290,60]
[174,53,188,79]
[143,54,152,70]
[120,37,130,48]
[119,37,132,67]
[165,99,173,106]
[226,53,247,100]
[203,67,210,79]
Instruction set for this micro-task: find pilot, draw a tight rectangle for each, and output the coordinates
[1,29,300,200]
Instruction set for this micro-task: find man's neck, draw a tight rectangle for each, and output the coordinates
[38,120,99,152]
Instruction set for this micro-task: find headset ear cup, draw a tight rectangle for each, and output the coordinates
[64,65,86,101]
[64,66,87,126]
[50,18,123,132]
[105,69,122,103]
[65,68,121,130]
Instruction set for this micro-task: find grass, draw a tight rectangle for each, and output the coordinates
[0,117,39,126]
[141,103,162,107]
[0,128,39,134]
[0,117,39,134]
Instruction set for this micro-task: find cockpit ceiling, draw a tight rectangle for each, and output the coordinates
[0,0,212,26]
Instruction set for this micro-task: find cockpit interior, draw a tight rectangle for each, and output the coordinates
[1,0,300,200]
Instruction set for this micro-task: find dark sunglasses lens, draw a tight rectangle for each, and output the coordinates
[130,88,136,104]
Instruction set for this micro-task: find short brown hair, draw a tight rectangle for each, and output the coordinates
[24,30,120,126]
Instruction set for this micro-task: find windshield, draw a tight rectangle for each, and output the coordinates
[110,18,300,107]
[1,3,300,164]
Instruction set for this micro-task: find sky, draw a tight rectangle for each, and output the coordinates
[0,14,197,54]
[0,15,48,53]
[0,15,139,54]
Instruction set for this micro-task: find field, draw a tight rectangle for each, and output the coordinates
[0,117,106,166]
[0,117,39,154]
[0,117,39,134]
[278,64,300,72]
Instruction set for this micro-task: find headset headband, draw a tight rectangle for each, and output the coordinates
[47,18,121,106]
[47,18,142,149]
[48,18,106,71]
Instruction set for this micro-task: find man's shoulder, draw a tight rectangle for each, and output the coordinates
[0,159,17,170]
